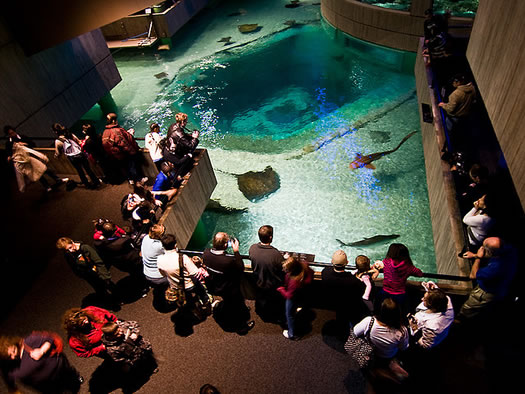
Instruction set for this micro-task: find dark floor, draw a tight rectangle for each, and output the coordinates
[0,163,521,394]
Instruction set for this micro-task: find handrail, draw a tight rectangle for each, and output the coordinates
[179,249,472,282]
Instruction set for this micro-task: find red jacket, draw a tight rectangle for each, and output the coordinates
[102,124,139,160]
[68,306,117,358]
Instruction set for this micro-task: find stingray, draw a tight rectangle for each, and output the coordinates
[284,20,297,26]
[217,36,232,43]
[154,71,168,79]
[238,24,261,33]
[228,8,247,17]
[285,1,301,8]
[182,84,196,93]
[369,130,391,144]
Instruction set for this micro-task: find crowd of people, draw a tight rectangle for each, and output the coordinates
[2,27,521,388]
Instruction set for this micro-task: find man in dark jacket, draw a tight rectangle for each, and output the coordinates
[56,237,119,308]
[248,225,285,322]
[163,112,199,179]
[322,250,366,337]
[203,232,254,334]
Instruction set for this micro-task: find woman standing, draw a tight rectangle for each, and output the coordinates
[277,256,313,340]
[62,306,117,358]
[53,123,100,188]
[145,123,164,172]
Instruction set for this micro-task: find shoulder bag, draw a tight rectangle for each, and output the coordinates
[344,317,375,369]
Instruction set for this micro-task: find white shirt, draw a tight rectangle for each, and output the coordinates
[157,250,198,290]
[354,316,409,359]
[412,296,454,348]
[145,132,163,162]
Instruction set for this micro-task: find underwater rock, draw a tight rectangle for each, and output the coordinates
[206,200,248,214]
[238,24,260,33]
[237,166,280,201]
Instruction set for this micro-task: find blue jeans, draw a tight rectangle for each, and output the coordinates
[285,298,297,337]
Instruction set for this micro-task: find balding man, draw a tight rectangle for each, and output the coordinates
[203,232,254,334]
[457,237,518,321]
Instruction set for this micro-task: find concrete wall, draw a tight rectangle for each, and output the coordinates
[466,0,525,211]
[414,39,470,287]
[321,0,473,52]
[101,0,211,41]
[0,22,120,141]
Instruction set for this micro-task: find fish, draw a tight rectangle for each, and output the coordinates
[238,24,260,33]
[154,71,168,79]
[336,234,400,247]
[228,9,247,17]
[349,130,417,169]
[217,36,232,43]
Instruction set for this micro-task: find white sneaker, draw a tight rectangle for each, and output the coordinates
[283,330,290,339]
[296,307,303,313]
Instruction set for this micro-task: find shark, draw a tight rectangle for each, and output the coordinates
[336,234,400,247]
[349,130,417,169]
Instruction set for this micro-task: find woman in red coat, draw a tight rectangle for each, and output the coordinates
[62,306,117,358]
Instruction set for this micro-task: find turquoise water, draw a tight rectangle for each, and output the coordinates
[95,0,436,272]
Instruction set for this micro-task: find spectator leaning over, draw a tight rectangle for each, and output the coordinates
[102,112,146,185]
[203,232,255,335]
[351,298,409,382]
[4,124,36,159]
[62,306,117,358]
[145,123,164,172]
[248,225,285,322]
[56,236,120,309]
[457,237,518,322]
[278,255,314,340]
[321,250,366,336]
[53,123,100,189]
[163,112,199,179]
[0,332,83,393]
[373,243,423,309]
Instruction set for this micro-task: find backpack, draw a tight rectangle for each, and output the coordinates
[60,137,82,156]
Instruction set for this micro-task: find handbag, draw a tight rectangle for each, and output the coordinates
[344,317,375,369]
[164,252,187,308]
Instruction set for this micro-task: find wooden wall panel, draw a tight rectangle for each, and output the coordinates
[415,40,470,287]
[322,0,472,52]
[466,0,525,210]
[159,149,217,248]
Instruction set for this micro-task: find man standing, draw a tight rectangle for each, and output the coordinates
[248,225,285,322]
[203,232,255,334]
[321,250,366,336]
[163,113,199,179]
[102,113,145,184]
[457,237,518,321]
[56,237,119,309]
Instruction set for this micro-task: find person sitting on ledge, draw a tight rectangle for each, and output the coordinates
[151,161,179,207]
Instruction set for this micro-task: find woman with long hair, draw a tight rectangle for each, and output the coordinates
[277,255,313,340]
[373,243,423,307]
[62,306,117,358]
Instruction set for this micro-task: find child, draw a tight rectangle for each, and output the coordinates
[373,243,423,308]
[101,321,156,373]
[93,218,127,241]
[354,255,379,313]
